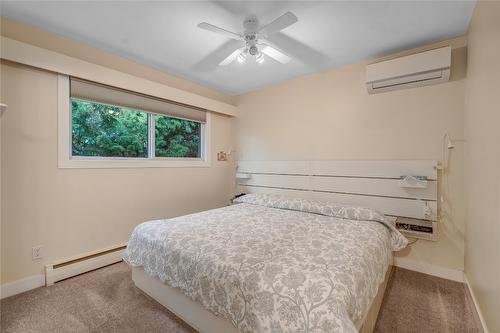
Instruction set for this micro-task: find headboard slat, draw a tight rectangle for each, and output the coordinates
[237,160,438,221]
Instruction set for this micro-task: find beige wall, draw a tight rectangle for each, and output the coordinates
[463,1,500,331]
[236,38,468,272]
[0,62,235,284]
[2,16,497,330]
[0,17,235,106]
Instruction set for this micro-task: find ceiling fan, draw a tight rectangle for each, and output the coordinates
[197,12,298,66]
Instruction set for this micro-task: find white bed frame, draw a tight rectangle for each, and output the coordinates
[133,265,392,333]
[132,160,437,333]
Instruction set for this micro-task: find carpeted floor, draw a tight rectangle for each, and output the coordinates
[0,263,195,333]
[374,267,482,333]
[0,262,482,333]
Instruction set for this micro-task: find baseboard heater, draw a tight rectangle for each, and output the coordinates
[45,243,127,286]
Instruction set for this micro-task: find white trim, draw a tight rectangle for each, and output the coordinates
[147,113,155,159]
[0,274,45,299]
[58,74,71,166]
[393,257,464,282]
[57,75,212,169]
[0,36,236,116]
[464,274,490,333]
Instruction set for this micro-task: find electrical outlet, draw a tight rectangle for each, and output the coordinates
[32,246,43,260]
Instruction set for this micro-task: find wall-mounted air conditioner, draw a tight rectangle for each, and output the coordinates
[366,46,451,94]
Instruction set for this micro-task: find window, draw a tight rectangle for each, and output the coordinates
[154,114,201,158]
[71,99,149,158]
[71,99,202,159]
[58,75,210,168]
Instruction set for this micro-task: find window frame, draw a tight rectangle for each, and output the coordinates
[58,75,211,169]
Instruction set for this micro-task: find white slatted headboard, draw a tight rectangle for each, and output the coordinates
[236,160,438,221]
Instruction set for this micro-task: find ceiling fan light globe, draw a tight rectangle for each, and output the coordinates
[249,45,259,56]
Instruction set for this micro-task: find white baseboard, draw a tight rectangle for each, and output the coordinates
[464,274,489,333]
[0,274,45,299]
[2,243,126,298]
[393,257,464,282]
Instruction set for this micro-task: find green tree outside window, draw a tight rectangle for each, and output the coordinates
[71,99,201,158]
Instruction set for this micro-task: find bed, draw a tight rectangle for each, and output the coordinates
[124,193,408,333]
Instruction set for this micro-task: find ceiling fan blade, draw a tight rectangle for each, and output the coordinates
[219,47,244,66]
[262,33,332,70]
[261,45,291,64]
[193,39,243,71]
[197,22,242,40]
[258,12,298,36]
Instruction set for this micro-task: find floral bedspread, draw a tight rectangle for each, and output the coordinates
[124,194,407,333]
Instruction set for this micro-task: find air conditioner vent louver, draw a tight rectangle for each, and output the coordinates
[366,46,451,94]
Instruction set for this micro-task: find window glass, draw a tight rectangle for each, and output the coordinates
[71,99,148,157]
[155,114,201,158]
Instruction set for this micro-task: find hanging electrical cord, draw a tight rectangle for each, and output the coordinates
[440,133,454,220]
[442,132,454,213]
[439,132,465,224]
[407,237,419,245]
[442,132,455,170]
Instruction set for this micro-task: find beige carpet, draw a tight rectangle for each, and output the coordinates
[374,267,482,333]
[1,262,481,333]
[0,263,195,333]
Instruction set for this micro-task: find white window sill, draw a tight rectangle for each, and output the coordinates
[58,158,210,169]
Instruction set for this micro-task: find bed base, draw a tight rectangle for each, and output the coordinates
[132,267,238,333]
[359,266,393,333]
[132,266,392,333]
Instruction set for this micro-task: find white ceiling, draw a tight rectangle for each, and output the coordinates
[1,1,475,96]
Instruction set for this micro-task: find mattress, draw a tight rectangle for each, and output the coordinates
[124,194,407,333]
